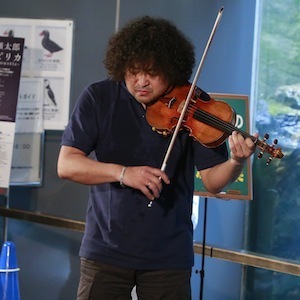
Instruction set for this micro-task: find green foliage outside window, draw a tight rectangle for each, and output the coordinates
[246,0,300,298]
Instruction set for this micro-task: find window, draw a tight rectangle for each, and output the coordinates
[245,0,300,298]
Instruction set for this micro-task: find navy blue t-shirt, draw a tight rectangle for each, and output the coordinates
[61,79,228,270]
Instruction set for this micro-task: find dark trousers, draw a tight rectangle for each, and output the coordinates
[77,258,191,300]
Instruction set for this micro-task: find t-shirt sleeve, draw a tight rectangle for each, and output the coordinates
[193,139,228,171]
[61,86,99,155]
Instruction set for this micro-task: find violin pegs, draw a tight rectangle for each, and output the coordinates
[273,139,278,145]
[258,151,263,159]
[266,156,273,165]
[263,133,269,141]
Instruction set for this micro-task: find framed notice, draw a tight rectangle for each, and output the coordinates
[0,18,73,130]
[194,93,253,200]
[9,132,44,186]
[9,78,45,186]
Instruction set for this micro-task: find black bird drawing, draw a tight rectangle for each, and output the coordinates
[44,79,57,106]
[3,29,14,37]
[40,30,63,57]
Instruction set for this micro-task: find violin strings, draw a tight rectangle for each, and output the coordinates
[186,103,272,150]
[186,102,253,139]
[186,103,232,132]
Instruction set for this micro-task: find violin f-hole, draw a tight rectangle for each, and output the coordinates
[167,97,177,109]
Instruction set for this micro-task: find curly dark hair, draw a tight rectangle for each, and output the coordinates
[104,16,195,86]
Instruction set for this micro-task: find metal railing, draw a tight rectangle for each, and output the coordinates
[193,244,300,276]
[1,207,299,277]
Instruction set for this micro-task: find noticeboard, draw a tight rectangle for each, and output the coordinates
[194,93,253,200]
[9,132,44,186]
[0,36,25,194]
[0,18,73,130]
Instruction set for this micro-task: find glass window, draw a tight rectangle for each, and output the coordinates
[245,0,300,298]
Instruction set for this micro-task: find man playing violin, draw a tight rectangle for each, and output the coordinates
[57,16,257,300]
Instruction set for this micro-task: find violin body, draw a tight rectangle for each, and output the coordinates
[146,84,284,163]
[146,84,236,147]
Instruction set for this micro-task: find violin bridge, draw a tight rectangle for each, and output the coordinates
[177,100,185,113]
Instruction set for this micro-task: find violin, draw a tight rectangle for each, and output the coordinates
[145,7,282,208]
[146,83,284,164]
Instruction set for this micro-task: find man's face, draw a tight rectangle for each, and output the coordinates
[124,69,170,106]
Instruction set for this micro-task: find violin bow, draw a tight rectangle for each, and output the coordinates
[148,7,224,208]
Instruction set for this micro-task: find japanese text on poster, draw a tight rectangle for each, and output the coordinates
[0,37,24,193]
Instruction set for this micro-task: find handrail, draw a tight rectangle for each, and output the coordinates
[1,207,300,276]
[193,243,300,277]
[0,207,85,232]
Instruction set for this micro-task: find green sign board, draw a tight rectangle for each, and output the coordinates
[194,93,253,200]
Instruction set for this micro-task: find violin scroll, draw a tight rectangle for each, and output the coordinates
[256,133,284,165]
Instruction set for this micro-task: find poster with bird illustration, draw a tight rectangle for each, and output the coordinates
[0,18,73,130]
[194,93,253,200]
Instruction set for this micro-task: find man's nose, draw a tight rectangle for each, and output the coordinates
[137,73,149,87]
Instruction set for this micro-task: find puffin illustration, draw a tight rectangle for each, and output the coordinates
[3,29,14,37]
[40,30,63,57]
[44,79,57,106]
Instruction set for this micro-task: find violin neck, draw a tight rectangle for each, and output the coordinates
[192,107,284,160]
